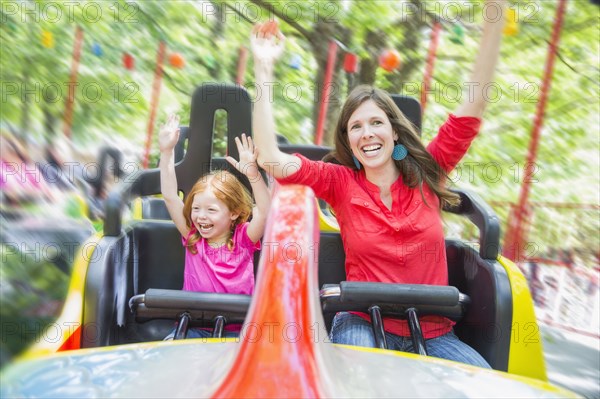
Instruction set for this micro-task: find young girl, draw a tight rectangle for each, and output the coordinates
[159,114,270,339]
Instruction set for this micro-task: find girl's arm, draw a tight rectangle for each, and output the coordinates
[454,0,506,118]
[159,114,189,237]
[226,134,270,244]
[250,21,301,179]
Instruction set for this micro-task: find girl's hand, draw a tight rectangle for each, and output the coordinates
[226,134,260,180]
[159,114,180,153]
[250,20,285,67]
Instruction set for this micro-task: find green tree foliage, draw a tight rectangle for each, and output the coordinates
[1,1,598,262]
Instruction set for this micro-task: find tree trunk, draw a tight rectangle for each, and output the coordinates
[388,15,428,91]
[208,1,225,80]
[358,29,387,86]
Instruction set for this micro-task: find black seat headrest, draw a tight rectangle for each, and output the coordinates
[391,94,421,135]
[104,84,253,235]
[176,83,253,197]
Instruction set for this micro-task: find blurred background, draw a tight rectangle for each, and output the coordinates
[1,0,598,397]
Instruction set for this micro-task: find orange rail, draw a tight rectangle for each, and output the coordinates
[211,185,331,398]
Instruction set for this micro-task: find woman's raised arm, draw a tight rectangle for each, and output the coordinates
[250,21,301,179]
[454,0,507,118]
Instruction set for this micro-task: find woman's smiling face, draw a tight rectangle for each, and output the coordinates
[347,99,398,171]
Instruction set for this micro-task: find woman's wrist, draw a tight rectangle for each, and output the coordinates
[159,149,174,159]
[254,60,274,75]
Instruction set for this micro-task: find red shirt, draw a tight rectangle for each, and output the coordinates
[278,114,481,339]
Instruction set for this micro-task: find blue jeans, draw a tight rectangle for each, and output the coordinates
[164,327,239,341]
[330,312,491,368]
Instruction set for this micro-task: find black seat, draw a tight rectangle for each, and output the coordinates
[391,94,421,134]
[82,84,255,348]
[139,197,172,220]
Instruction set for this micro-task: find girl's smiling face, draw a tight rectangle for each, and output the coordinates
[190,188,239,246]
[347,99,398,172]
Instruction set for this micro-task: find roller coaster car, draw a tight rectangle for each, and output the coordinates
[3,84,577,398]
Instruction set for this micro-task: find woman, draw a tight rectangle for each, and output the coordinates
[250,1,505,367]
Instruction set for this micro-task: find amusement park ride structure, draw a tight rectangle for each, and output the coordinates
[2,1,593,396]
[0,83,580,398]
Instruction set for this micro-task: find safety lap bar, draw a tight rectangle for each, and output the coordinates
[340,281,460,305]
[129,289,251,322]
[320,282,470,321]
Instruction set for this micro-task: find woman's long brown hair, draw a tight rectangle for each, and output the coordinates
[329,85,460,208]
[182,170,253,253]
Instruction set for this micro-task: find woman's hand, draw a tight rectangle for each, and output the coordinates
[158,113,180,153]
[250,20,285,68]
[249,19,301,177]
[454,0,506,118]
[226,134,261,181]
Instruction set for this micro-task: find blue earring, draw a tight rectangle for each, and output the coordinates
[352,155,361,169]
[392,144,408,161]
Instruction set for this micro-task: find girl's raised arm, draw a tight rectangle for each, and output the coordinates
[226,134,270,244]
[455,0,507,118]
[159,114,189,237]
[250,21,301,179]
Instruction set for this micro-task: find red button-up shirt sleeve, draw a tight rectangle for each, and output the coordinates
[275,154,349,205]
[426,113,481,172]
